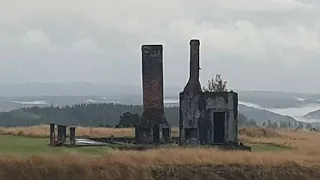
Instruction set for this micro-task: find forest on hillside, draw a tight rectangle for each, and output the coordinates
[0,103,257,127]
[0,75,310,128]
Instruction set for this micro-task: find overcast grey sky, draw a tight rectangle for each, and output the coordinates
[0,0,319,93]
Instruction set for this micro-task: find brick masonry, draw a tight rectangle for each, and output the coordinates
[136,45,170,144]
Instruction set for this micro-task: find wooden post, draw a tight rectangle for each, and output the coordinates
[69,127,76,146]
[49,123,55,146]
[57,125,67,145]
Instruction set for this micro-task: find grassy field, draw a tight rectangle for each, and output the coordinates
[0,125,319,179]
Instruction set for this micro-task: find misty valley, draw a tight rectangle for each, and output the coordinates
[0,85,320,129]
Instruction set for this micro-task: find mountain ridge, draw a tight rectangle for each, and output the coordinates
[0,82,320,97]
[0,83,318,127]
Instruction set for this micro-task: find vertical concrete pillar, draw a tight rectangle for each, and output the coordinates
[137,44,170,144]
[57,125,67,144]
[69,127,76,146]
[49,123,55,146]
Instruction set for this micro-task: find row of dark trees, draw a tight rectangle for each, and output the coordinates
[0,74,307,129]
[0,101,257,128]
[114,111,257,128]
[0,103,177,127]
[0,74,256,128]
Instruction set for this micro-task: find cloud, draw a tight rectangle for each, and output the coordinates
[69,38,103,53]
[205,0,314,12]
[168,19,320,64]
[0,0,318,60]
[0,0,319,92]
[22,29,56,52]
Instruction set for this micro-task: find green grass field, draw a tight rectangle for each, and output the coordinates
[0,135,112,156]
[0,127,318,180]
[0,135,287,156]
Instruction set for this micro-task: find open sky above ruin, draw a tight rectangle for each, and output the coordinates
[0,0,319,93]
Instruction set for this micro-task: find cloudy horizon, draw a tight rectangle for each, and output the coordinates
[1,0,319,93]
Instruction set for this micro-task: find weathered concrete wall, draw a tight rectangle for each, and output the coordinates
[180,92,238,145]
[179,39,239,146]
[200,92,238,144]
[179,94,201,145]
[136,44,170,144]
[69,127,76,146]
[179,39,203,145]
[49,123,55,146]
[57,125,67,144]
[135,128,153,144]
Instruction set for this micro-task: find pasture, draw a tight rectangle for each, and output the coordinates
[0,125,319,180]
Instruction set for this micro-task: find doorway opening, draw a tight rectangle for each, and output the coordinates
[213,112,225,144]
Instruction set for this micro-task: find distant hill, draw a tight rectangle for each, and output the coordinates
[0,95,145,112]
[1,82,320,108]
[0,82,181,97]
[304,109,320,120]
[0,103,255,127]
[0,96,316,127]
[0,82,142,97]
[1,83,320,108]
[0,82,319,127]
[237,90,320,109]
[0,101,316,128]
[239,104,299,126]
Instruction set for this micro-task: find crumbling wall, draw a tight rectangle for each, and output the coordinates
[200,92,238,144]
[179,94,201,145]
[179,39,239,146]
[179,39,202,145]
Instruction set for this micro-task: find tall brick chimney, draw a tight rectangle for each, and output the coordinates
[136,44,169,144]
[141,45,165,120]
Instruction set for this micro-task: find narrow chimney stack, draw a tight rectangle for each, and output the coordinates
[183,39,202,94]
[141,45,165,117]
[189,39,200,81]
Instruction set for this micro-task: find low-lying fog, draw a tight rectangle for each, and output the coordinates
[238,101,320,123]
[164,99,320,123]
[11,98,320,123]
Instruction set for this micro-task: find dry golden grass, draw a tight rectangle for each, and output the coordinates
[0,125,317,150]
[2,125,320,157]
[0,147,320,180]
[1,125,320,179]
[1,153,319,180]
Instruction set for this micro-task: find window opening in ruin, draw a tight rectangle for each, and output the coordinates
[185,128,197,139]
[153,126,160,143]
[139,128,152,138]
[213,112,225,144]
[162,128,170,137]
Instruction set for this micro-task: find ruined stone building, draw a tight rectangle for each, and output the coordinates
[179,39,239,146]
[134,39,238,146]
[135,45,171,144]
